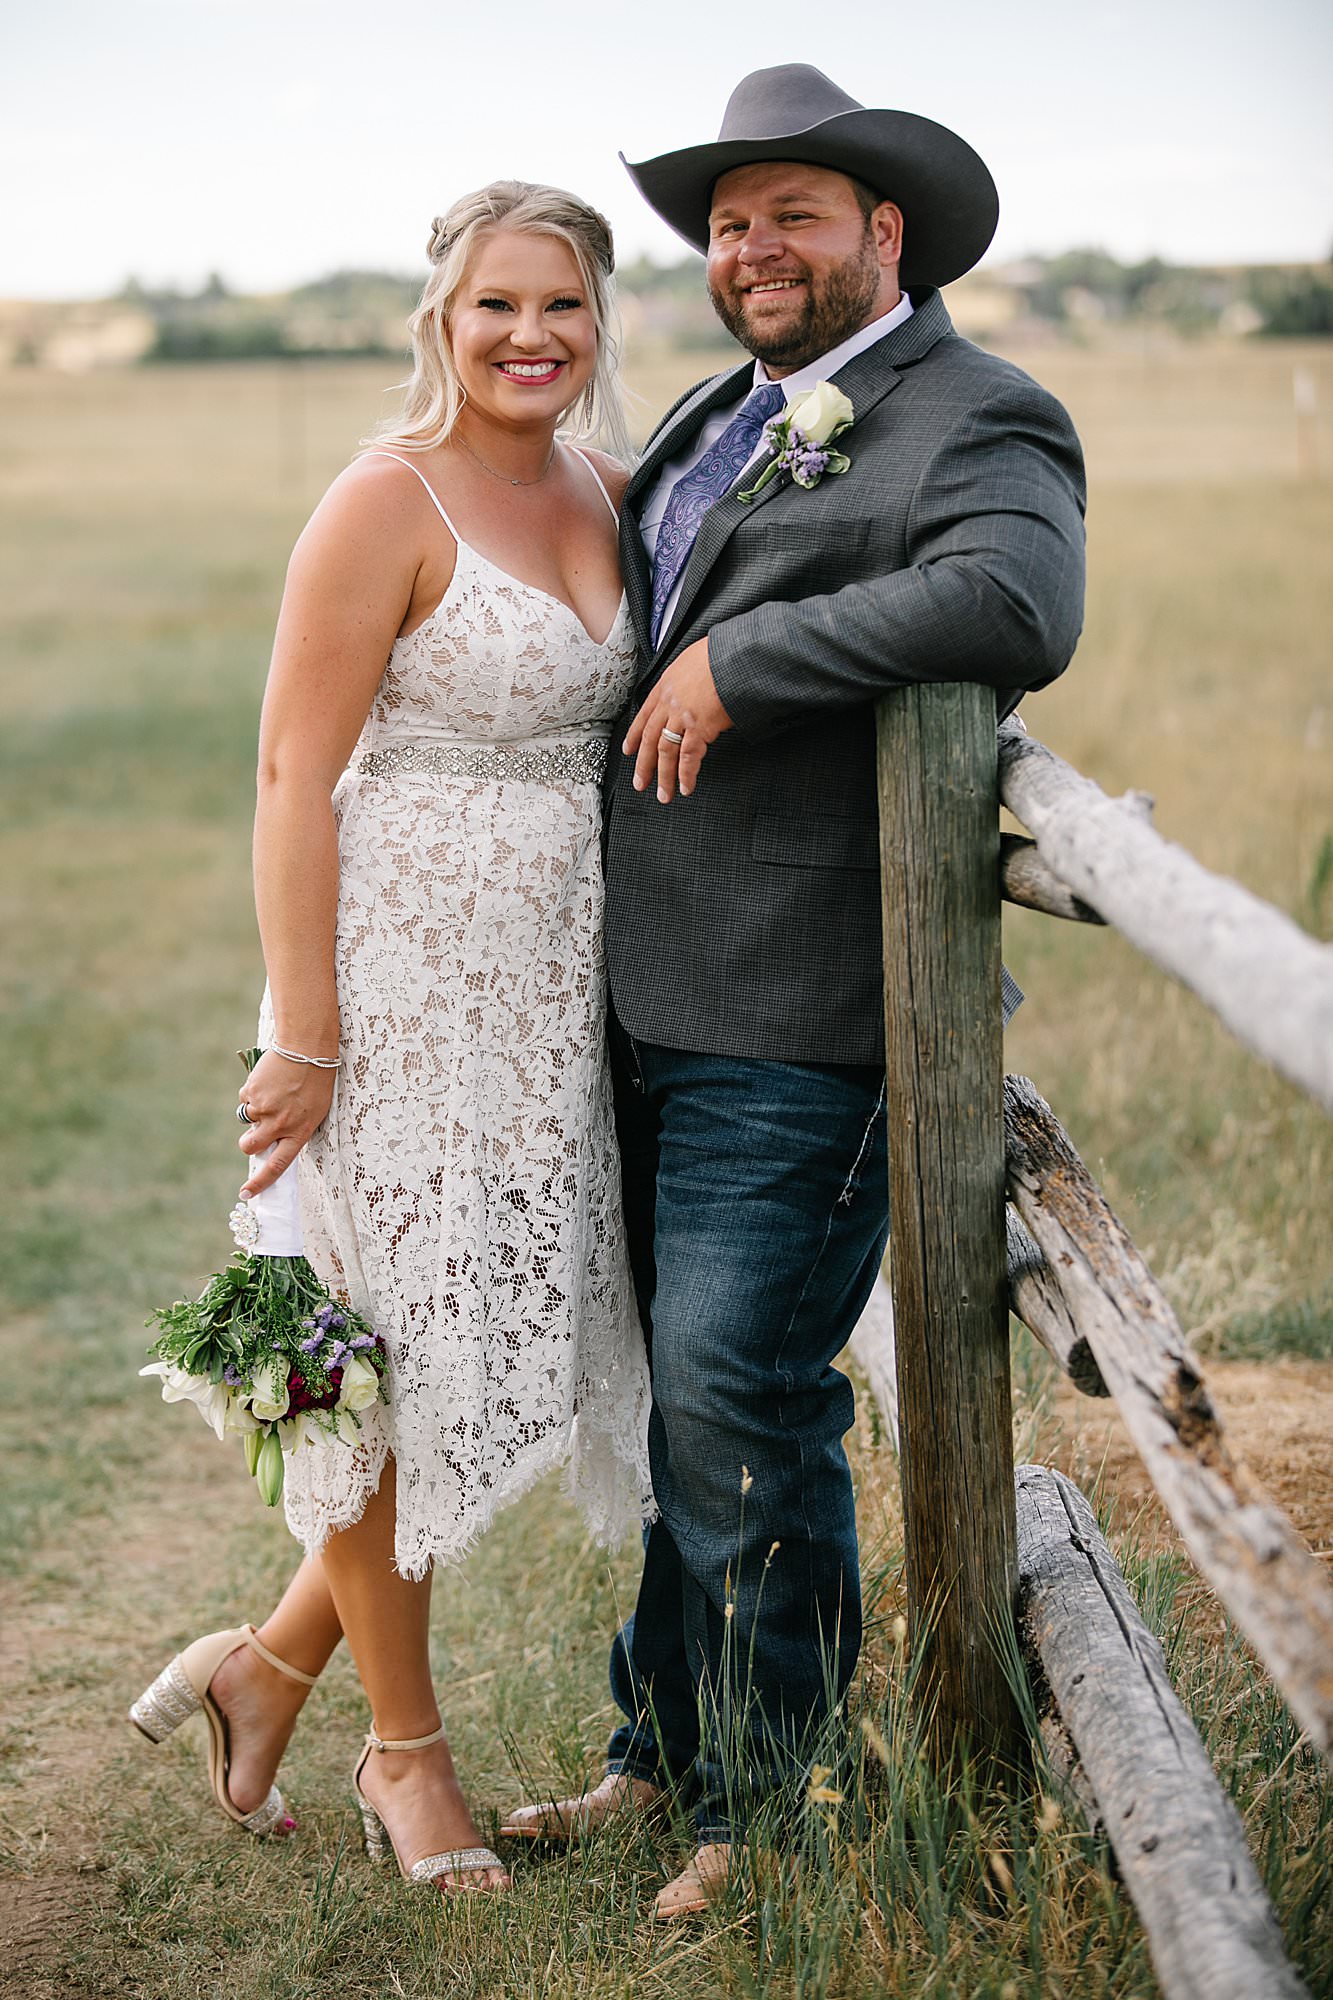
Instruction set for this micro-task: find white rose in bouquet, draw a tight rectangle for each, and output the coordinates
[337,1353,382,1413]
[249,1358,291,1422]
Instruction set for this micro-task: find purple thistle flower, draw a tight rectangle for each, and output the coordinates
[300,1318,316,1329]
[329,1311,346,1329]
[350,1333,375,1351]
[300,1332,325,1355]
[328,1341,351,1371]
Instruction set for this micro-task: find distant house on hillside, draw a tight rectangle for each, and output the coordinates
[0,300,155,370]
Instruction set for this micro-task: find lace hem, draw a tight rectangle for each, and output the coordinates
[284,1400,651,1580]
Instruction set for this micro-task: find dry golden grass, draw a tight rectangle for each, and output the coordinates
[1,335,1330,1997]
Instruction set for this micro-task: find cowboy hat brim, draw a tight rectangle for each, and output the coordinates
[621,107,998,291]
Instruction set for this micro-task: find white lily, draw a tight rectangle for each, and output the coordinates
[140,1361,231,1440]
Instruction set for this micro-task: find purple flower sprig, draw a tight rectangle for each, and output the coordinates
[737,414,852,503]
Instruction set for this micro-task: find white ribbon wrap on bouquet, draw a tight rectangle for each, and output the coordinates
[229,1148,304,1257]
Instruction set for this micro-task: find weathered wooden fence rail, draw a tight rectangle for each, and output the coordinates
[1004,1205,1106,1395]
[873,682,1329,2000]
[1017,1465,1312,2000]
[1006,1073,1333,1761]
[846,1206,1105,1443]
[997,717,1333,1111]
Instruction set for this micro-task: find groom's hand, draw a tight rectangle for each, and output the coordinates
[624,637,733,802]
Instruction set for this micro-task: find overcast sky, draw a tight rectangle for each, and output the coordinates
[4,0,1330,298]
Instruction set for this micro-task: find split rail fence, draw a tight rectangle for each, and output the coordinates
[857,686,1333,2000]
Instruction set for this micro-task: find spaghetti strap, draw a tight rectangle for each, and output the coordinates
[363,451,461,541]
[570,447,621,524]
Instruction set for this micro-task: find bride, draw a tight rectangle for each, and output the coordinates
[130,182,651,1895]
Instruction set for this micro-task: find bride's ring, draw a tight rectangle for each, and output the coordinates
[661,728,684,745]
[236,1102,254,1125]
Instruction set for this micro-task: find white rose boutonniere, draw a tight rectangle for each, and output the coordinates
[738,382,855,502]
[789,381,855,445]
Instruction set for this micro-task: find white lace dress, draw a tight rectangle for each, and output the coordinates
[259,449,653,1579]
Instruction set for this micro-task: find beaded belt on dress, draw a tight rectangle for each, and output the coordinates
[356,739,608,784]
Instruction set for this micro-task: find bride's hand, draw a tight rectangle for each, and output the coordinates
[237,1050,336,1196]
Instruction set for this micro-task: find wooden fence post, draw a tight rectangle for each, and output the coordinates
[876,682,1019,1761]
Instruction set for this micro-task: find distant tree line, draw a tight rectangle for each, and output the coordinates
[115,249,1333,363]
[120,270,418,362]
[1021,248,1333,337]
[1245,265,1333,337]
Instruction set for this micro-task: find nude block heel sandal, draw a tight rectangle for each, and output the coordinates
[129,1622,318,1837]
[353,1724,507,1892]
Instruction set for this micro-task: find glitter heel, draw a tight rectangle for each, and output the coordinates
[129,1654,202,1743]
[352,1726,509,1893]
[129,1623,317,1838]
[358,1796,390,1864]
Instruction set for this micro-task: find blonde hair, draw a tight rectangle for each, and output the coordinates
[366,181,631,460]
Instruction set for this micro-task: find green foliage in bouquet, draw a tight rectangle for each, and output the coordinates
[143,1049,386,1505]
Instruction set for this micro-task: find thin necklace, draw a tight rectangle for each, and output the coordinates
[456,429,558,488]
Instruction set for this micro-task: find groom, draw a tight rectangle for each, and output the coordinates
[505,64,1086,1912]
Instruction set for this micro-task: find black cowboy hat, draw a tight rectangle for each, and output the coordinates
[621,63,998,290]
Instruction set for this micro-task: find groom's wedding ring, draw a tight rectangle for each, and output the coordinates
[661,727,685,744]
[237,1102,254,1125]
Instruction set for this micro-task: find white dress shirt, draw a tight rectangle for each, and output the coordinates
[640,292,914,641]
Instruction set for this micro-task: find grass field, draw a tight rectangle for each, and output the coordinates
[1,335,1331,1998]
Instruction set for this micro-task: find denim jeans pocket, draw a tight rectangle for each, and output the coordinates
[838,1079,887,1207]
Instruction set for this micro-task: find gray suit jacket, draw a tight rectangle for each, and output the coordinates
[603,288,1086,1064]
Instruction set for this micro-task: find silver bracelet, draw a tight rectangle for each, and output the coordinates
[269,1042,342,1071]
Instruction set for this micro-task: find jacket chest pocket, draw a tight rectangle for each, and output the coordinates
[742,515,877,561]
[731,512,884,597]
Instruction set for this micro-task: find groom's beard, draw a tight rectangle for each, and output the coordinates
[707,230,882,370]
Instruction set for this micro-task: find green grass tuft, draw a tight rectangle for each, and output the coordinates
[2,347,1330,1996]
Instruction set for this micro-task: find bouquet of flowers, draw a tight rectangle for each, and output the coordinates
[143,1049,387,1506]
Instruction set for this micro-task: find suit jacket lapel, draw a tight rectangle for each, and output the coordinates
[626,359,756,512]
[620,360,755,657]
[648,291,955,668]
[644,292,956,664]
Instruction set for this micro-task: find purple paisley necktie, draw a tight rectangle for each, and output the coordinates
[649,381,787,648]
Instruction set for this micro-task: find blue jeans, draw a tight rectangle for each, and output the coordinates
[605,1028,889,1841]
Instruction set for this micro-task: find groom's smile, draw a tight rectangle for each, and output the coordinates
[704,160,902,376]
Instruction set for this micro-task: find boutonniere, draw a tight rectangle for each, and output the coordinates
[738,382,855,502]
